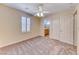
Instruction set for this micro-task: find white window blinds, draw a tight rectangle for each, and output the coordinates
[21,16,30,32]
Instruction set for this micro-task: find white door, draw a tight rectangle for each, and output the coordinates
[59,15,73,44]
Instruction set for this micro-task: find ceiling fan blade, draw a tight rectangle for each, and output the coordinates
[33,10,39,12]
[43,11,49,13]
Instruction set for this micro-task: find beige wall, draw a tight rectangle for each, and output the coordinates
[0,5,40,47]
[41,10,74,45]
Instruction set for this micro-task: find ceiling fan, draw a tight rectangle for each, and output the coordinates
[34,4,49,17]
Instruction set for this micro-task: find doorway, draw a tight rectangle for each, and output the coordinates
[73,11,77,46]
[43,20,50,37]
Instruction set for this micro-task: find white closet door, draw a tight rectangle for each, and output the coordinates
[59,15,73,44]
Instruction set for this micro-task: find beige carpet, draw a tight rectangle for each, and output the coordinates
[0,36,77,55]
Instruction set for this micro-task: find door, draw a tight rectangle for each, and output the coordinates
[73,11,77,46]
[59,15,73,44]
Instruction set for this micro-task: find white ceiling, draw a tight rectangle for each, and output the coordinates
[4,3,77,16]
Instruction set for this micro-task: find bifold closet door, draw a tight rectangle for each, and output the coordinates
[59,15,73,44]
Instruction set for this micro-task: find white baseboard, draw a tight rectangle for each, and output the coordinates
[0,35,40,48]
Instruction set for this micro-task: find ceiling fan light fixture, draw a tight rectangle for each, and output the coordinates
[34,4,48,17]
[37,13,40,16]
[35,12,44,17]
[40,13,44,16]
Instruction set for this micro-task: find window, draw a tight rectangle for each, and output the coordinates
[44,20,50,28]
[21,16,30,32]
[27,18,30,32]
